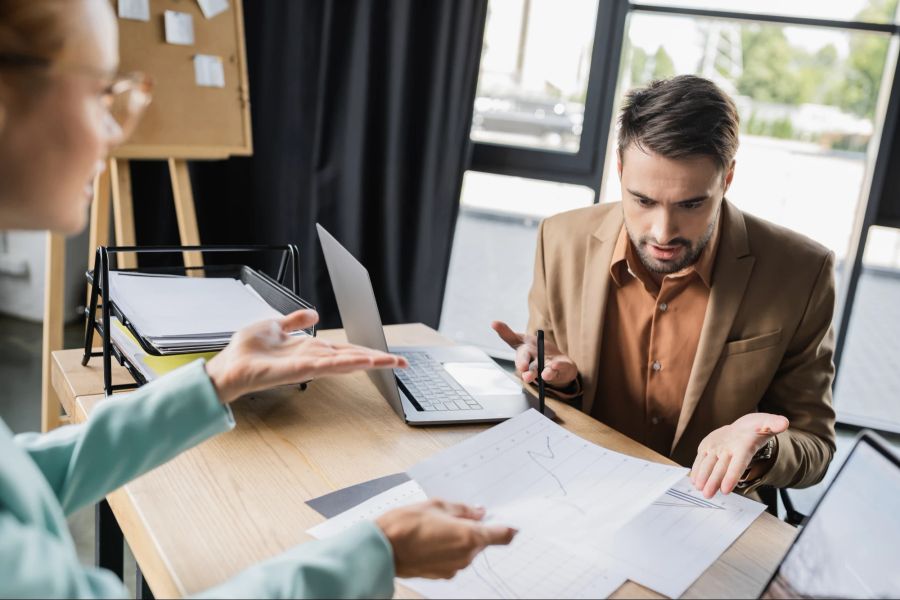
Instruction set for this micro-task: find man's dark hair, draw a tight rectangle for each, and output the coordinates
[617,75,740,171]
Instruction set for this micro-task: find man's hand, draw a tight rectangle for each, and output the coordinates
[491,321,578,388]
[206,309,408,404]
[691,413,789,498]
[376,499,516,579]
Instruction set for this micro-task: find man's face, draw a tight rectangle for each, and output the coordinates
[618,144,734,276]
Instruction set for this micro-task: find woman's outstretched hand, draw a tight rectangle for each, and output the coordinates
[205,309,408,404]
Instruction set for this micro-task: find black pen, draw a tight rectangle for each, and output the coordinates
[537,329,545,415]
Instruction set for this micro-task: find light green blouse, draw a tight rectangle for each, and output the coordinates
[0,360,395,599]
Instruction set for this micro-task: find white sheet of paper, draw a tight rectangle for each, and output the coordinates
[307,480,426,540]
[118,0,150,21]
[607,476,766,598]
[408,409,687,544]
[442,362,522,396]
[193,54,226,88]
[107,272,283,339]
[404,532,627,600]
[197,0,230,19]
[308,480,627,600]
[164,11,195,46]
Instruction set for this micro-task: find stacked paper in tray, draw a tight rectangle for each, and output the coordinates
[109,317,219,382]
[108,272,293,355]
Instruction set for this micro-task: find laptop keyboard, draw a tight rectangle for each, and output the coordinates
[395,351,483,411]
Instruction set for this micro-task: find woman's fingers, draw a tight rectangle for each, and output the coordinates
[436,500,486,521]
[279,309,320,332]
[309,352,401,372]
[473,523,517,547]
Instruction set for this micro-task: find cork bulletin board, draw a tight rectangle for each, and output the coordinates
[111,0,253,159]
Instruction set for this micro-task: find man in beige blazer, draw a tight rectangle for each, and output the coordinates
[494,75,835,498]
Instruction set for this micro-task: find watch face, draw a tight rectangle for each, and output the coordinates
[754,439,774,461]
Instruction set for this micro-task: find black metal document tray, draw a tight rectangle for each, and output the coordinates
[82,245,315,396]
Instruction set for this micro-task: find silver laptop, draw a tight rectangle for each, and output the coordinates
[317,223,548,425]
[759,431,900,599]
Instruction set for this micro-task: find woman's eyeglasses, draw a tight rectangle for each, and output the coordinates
[0,53,153,143]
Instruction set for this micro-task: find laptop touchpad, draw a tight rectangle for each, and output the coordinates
[442,362,522,396]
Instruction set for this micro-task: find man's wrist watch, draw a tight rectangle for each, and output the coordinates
[753,436,777,463]
[738,437,778,486]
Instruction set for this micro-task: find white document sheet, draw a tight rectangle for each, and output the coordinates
[108,272,283,339]
[309,414,761,599]
[193,54,226,88]
[197,0,229,19]
[118,0,150,21]
[407,409,687,544]
[307,480,426,540]
[607,476,766,598]
[307,480,626,600]
[164,10,195,45]
[404,533,627,600]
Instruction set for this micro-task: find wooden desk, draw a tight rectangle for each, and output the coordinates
[51,324,796,599]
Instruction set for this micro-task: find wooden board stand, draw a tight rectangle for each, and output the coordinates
[40,0,252,431]
[42,159,201,431]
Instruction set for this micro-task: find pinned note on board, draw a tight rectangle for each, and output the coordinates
[118,0,150,22]
[164,10,195,46]
[193,55,226,88]
[197,0,230,19]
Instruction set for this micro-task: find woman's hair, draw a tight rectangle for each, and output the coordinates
[0,0,70,62]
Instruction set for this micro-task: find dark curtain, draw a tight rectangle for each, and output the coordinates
[132,0,487,329]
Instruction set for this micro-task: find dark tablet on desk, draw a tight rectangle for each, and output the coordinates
[760,431,900,599]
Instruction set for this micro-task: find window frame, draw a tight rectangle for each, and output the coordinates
[468,0,628,190]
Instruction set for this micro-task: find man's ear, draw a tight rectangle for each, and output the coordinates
[616,151,623,179]
[723,159,736,192]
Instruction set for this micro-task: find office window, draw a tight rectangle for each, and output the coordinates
[599,10,894,264]
[835,226,900,432]
[632,0,899,24]
[471,0,601,153]
[440,172,593,355]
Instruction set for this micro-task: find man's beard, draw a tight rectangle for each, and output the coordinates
[627,210,719,275]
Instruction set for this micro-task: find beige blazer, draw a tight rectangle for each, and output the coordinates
[527,200,836,491]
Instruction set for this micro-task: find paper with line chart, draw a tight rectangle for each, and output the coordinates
[402,409,685,598]
[407,409,687,544]
[609,476,766,598]
[306,479,627,599]
[308,410,763,598]
[403,532,627,599]
[307,480,427,539]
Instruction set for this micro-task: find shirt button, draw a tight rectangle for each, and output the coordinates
[652,360,662,372]
[659,302,668,312]
[651,416,660,425]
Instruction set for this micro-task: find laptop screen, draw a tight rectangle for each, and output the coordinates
[761,436,900,599]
